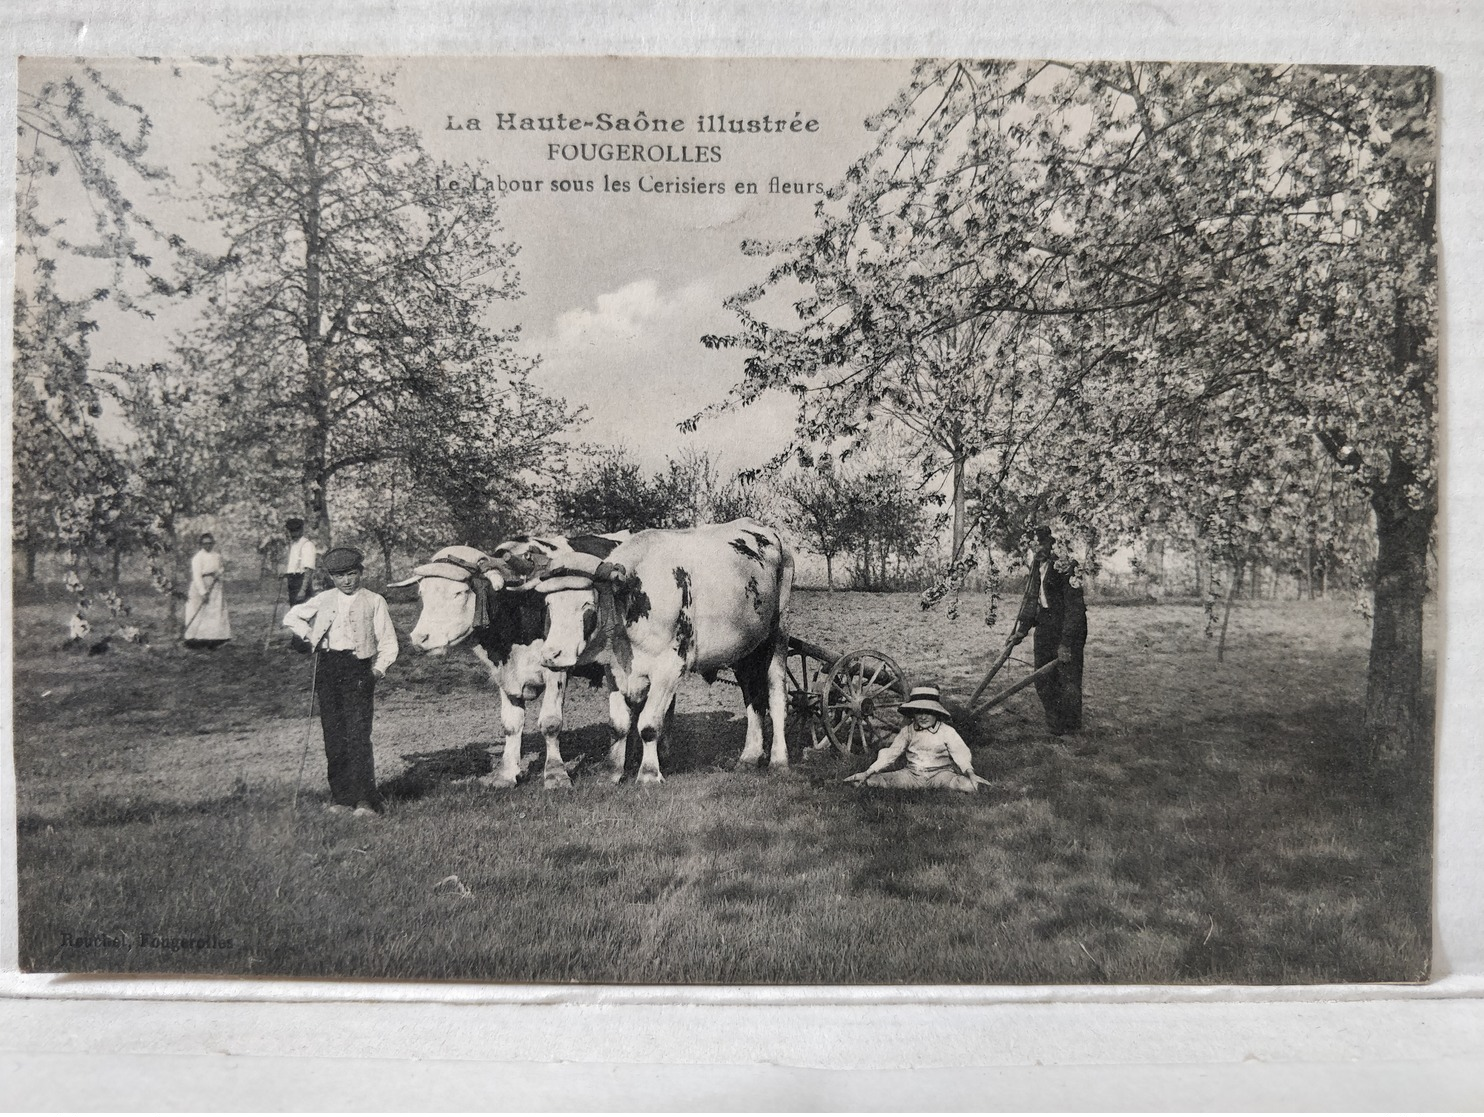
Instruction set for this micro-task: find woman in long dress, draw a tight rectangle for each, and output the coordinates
[183,533,232,647]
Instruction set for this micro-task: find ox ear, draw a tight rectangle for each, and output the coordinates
[482,568,506,592]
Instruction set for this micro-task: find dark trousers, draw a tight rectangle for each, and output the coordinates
[1033,619,1084,735]
[286,573,313,605]
[316,650,382,808]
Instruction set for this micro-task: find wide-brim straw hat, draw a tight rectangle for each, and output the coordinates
[899,685,953,722]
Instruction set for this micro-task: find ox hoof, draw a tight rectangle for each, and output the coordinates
[608,768,626,784]
[636,768,665,785]
[479,774,518,790]
[543,767,573,790]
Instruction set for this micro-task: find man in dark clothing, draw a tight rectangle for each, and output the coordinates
[1011,525,1087,735]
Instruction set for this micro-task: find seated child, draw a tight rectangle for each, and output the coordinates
[843,685,989,793]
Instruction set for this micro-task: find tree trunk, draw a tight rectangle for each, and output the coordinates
[25,543,38,583]
[381,540,394,584]
[825,553,834,592]
[166,533,185,629]
[1362,471,1433,769]
[1145,534,1166,595]
[298,88,332,548]
[1194,543,1209,599]
[111,542,122,587]
[951,454,966,560]
[1217,556,1244,663]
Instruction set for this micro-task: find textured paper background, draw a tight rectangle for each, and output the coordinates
[3,0,1482,1107]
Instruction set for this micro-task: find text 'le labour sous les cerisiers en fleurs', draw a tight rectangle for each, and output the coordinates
[439,110,828,195]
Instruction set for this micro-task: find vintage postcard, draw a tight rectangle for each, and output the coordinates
[11,55,1435,984]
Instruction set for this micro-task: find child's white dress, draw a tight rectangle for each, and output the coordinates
[859,721,988,792]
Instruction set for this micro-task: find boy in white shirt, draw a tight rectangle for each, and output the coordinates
[844,686,989,792]
[282,517,320,605]
[283,547,399,816]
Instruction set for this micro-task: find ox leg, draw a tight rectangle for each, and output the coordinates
[480,690,525,789]
[766,637,790,771]
[636,665,682,784]
[735,644,769,767]
[538,673,571,790]
[607,686,634,783]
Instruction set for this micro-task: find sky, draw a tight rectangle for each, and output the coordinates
[20,55,918,473]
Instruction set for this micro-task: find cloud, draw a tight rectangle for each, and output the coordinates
[549,278,695,347]
[528,278,794,473]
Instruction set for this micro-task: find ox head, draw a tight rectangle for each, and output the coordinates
[389,545,508,654]
[520,550,628,670]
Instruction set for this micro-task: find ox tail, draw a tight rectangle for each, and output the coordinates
[773,533,796,649]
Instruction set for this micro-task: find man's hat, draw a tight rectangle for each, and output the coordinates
[286,517,305,533]
[899,685,953,722]
[322,547,365,575]
[1033,524,1055,544]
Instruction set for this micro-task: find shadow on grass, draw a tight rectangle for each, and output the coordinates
[381,707,764,803]
[17,787,285,832]
[381,743,494,801]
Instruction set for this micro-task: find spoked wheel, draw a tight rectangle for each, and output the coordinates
[820,649,911,756]
[782,641,830,751]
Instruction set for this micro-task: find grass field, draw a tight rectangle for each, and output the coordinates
[12,578,1433,984]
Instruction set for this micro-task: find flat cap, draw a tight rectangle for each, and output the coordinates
[322,547,365,575]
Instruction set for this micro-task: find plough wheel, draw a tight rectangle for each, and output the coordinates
[781,640,831,750]
[820,649,911,756]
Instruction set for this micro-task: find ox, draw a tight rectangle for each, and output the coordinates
[391,535,623,789]
[534,519,795,783]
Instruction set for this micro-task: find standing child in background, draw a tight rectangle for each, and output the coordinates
[282,517,319,606]
[183,532,232,648]
[844,686,988,792]
[283,547,399,818]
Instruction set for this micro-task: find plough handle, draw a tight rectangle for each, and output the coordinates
[971,660,1061,714]
[968,638,1017,706]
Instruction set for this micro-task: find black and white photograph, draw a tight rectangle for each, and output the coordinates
[11,53,1437,986]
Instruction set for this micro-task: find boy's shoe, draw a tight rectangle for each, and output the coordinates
[324,803,352,815]
[353,803,381,819]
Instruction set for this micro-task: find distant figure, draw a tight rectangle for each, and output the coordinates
[282,547,399,818]
[1011,525,1087,735]
[282,517,319,605]
[183,533,232,648]
[844,686,988,792]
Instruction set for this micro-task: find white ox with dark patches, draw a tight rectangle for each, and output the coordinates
[391,535,624,789]
[536,519,795,783]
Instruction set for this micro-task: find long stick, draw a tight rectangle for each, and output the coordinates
[290,648,320,813]
[262,575,286,653]
[968,638,1017,706]
[180,575,220,640]
[971,660,1060,714]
